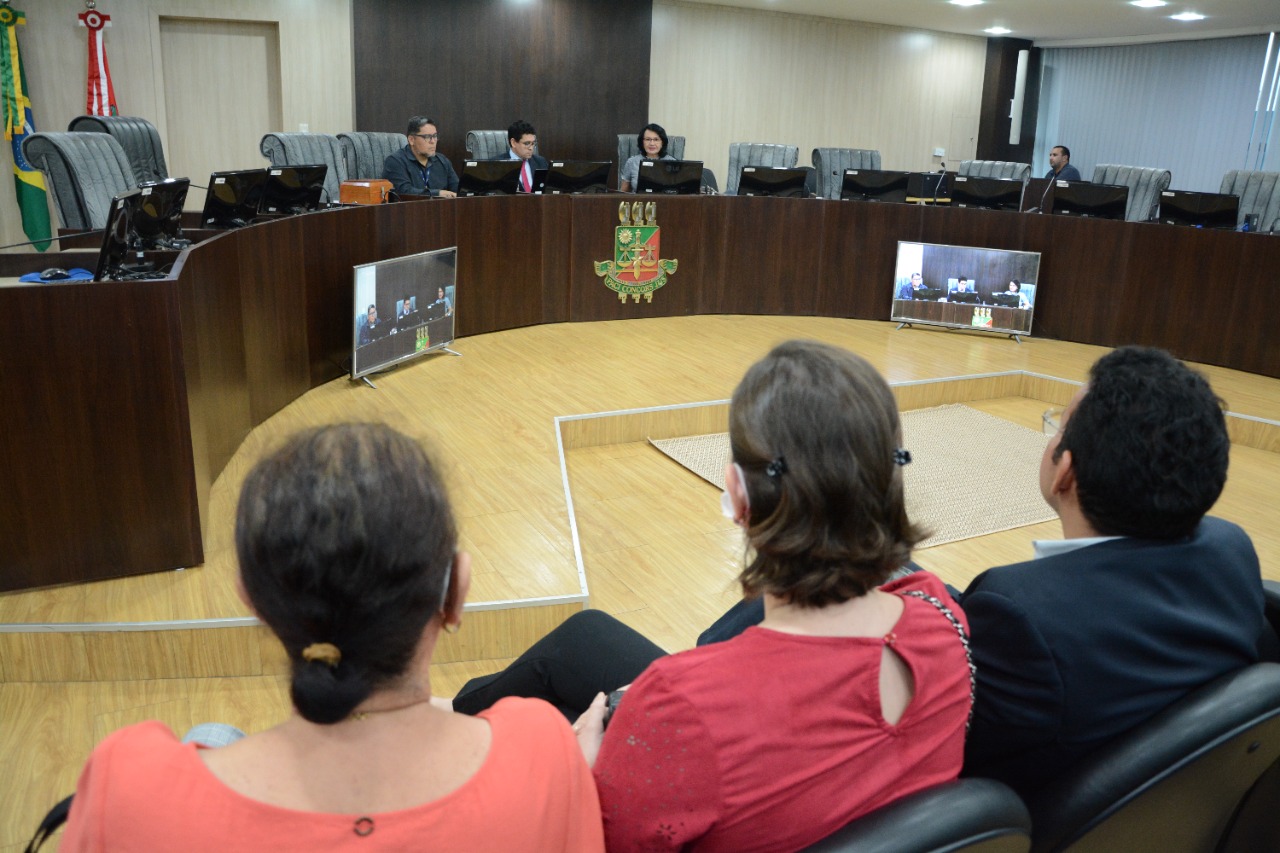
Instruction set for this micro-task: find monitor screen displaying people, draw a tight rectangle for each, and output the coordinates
[891,241,1042,337]
[351,247,457,378]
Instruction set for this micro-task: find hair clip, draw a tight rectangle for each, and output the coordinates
[765,456,788,479]
[894,448,912,466]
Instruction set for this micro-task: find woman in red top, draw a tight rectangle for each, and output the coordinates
[60,424,604,852]
[451,340,973,852]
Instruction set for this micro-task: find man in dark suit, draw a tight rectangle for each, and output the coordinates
[506,119,548,193]
[961,347,1264,797]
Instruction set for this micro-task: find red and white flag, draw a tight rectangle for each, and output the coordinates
[78,9,117,116]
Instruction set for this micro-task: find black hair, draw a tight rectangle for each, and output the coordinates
[508,119,536,146]
[1009,280,1020,291]
[1054,144,1071,161]
[406,116,436,136]
[1057,346,1228,539]
[637,123,669,158]
[730,340,924,607]
[236,423,456,724]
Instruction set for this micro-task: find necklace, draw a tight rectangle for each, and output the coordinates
[348,696,432,721]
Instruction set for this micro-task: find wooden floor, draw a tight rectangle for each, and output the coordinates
[2,315,1278,850]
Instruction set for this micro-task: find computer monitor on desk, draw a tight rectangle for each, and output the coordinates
[737,166,809,198]
[201,168,269,228]
[1158,190,1239,230]
[1050,181,1128,220]
[636,159,704,195]
[906,172,949,202]
[94,179,191,281]
[259,165,328,215]
[544,161,611,194]
[950,175,1024,211]
[841,169,911,203]
[459,160,544,196]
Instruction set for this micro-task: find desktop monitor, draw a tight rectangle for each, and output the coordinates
[201,168,269,227]
[840,169,911,203]
[635,159,703,195]
[1050,181,1129,220]
[1157,190,1239,230]
[459,160,547,195]
[737,166,809,198]
[891,241,1042,338]
[950,175,1025,211]
[907,172,949,201]
[258,165,328,214]
[94,180,192,281]
[544,160,611,194]
[351,247,458,379]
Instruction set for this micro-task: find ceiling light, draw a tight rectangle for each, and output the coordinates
[949,0,984,7]
[984,26,1012,34]
[1170,11,1206,21]
[1129,0,1167,8]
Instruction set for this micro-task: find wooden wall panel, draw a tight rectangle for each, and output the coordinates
[352,0,651,182]
[816,201,924,320]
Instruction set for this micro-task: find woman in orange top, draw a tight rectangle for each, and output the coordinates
[60,424,604,852]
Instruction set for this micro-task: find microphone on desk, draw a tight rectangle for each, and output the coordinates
[1027,177,1054,214]
[932,162,946,206]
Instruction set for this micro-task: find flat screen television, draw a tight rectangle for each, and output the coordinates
[1157,190,1239,230]
[891,241,1042,338]
[459,160,546,196]
[544,160,611,194]
[1050,181,1129,220]
[94,179,192,281]
[907,172,949,202]
[201,168,269,227]
[840,169,911,203]
[351,247,458,379]
[636,159,703,195]
[259,165,328,214]
[737,166,809,198]
[950,175,1025,211]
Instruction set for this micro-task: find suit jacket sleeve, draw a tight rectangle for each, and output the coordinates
[961,581,1066,786]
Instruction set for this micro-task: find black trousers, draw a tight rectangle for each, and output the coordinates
[452,610,667,720]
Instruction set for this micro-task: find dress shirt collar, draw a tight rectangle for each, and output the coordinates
[1032,536,1123,560]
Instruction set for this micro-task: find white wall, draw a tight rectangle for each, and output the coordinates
[650,1,989,184]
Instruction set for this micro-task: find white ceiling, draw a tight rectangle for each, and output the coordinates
[680,0,1280,46]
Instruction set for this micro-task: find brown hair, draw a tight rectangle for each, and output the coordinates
[730,340,924,607]
[236,423,456,724]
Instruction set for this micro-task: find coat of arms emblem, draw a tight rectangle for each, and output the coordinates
[594,201,678,303]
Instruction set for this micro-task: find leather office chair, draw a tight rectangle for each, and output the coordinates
[616,132,687,167]
[1023,662,1280,853]
[800,778,1031,853]
[726,142,799,195]
[259,132,346,205]
[811,148,882,200]
[1089,164,1171,222]
[68,115,169,184]
[465,130,517,160]
[338,131,407,180]
[21,131,137,230]
[1220,170,1280,232]
[958,160,1030,182]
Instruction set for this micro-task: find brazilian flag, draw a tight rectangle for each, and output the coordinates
[1,5,52,251]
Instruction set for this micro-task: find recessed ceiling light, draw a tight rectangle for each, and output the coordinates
[984,26,1012,34]
[1129,0,1167,8]
[949,0,985,7]
[1170,11,1206,21]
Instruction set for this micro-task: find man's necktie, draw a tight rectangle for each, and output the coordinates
[521,161,532,193]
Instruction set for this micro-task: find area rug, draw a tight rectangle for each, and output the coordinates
[649,403,1055,548]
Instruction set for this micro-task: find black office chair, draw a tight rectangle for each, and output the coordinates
[800,778,1031,853]
[1024,661,1280,853]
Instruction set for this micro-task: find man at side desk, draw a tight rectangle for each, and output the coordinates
[896,272,925,300]
[382,116,459,198]
[1045,145,1082,182]
[357,305,389,346]
[507,119,549,194]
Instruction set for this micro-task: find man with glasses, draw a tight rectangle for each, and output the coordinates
[383,116,459,198]
[506,119,549,194]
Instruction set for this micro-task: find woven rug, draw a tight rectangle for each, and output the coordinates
[649,403,1055,549]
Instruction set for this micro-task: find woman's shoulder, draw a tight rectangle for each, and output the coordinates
[481,697,581,761]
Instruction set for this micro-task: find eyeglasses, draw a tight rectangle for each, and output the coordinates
[412,133,438,141]
[1042,407,1062,437]
[515,139,537,148]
